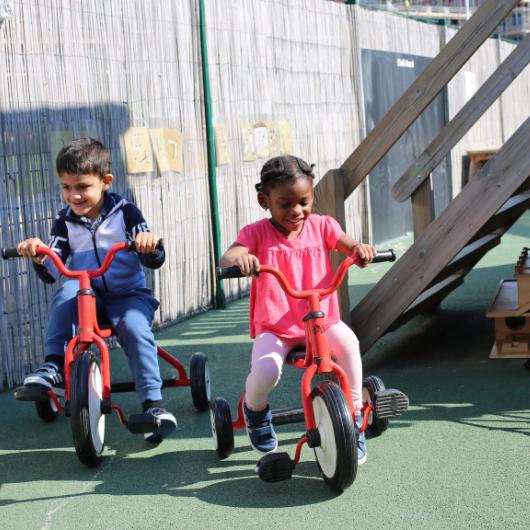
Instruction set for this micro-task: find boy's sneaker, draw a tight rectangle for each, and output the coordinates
[355,414,367,465]
[23,361,64,395]
[243,403,278,455]
[143,407,177,444]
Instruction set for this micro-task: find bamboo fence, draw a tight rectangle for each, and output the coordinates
[0,0,527,388]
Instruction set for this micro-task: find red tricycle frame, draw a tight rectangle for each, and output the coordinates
[31,243,199,424]
[229,256,370,461]
[212,250,408,492]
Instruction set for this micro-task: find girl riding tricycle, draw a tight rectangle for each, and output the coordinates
[211,155,409,492]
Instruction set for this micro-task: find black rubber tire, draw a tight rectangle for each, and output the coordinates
[70,352,105,467]
[35,397,59,422]
[312,381,357,493]
[362,375,389,438]
[210,397,234,459]
[190,351,211,412]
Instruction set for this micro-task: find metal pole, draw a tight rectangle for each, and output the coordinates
[198,0,226,309]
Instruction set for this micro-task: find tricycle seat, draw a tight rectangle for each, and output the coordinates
[285,346,306,365]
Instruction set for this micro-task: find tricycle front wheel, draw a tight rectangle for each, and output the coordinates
[70,352,105,467]
[312,381,357,493]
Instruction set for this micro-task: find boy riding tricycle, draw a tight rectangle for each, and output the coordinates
[2,138,210,467]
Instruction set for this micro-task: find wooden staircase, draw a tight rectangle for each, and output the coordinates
[348,120,530,352]
[387,185,530,333]
[312,1,530,353]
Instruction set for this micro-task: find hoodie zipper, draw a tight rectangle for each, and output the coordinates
[90,227,109,292]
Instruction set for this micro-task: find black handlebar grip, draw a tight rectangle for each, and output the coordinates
[216,266,245,280]
[1,247,21,259]
[372,249,396,263]
[127,238,165,252]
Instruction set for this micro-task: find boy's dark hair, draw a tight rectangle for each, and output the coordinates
[56,137,110,177]
[255,155,315,193]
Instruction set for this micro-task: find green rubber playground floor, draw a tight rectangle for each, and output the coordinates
[1,214,529,530]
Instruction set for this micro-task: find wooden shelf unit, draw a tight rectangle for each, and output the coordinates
[515,247,530,308]
[486,258,530,359]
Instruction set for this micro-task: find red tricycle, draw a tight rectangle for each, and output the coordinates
[211,250,409,493]
[2,241,211,467]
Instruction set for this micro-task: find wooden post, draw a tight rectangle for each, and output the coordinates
[411,176,435,239]
[411,176,437,312]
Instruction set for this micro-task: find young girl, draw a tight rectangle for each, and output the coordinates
[220,155,376,464]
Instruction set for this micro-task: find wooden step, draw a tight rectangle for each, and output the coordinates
[387,273,465,331]
[431,232,501,286]
[477,190,530,236]
[432,190,530,286]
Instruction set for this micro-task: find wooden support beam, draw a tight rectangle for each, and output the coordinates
[393,33,530,202]
[313,169,351,327]
[334,0,520,200]
[351,117,530,353]
[314,169,347,227]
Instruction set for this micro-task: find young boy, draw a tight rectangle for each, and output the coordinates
[16,137,176,443]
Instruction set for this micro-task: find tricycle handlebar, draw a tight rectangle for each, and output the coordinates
[216,249,396,299]
[1,239,164,279]
[371,249,395,263]
[1,247,21,259]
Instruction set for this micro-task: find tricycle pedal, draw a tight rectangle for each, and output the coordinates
[14,385,49,402]
[374,389,409,419]
[256,452,294,483]
[127,412,161,434]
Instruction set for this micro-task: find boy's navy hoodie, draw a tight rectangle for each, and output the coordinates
[34,192,164,294]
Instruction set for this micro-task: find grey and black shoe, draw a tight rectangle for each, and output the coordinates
[143,407,177,444]
[23,361,64,396]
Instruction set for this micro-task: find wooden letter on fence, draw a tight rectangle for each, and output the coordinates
[150,128,183,173]
[124,127,154,174]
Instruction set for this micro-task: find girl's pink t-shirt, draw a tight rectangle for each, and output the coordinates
[235,214,344,339]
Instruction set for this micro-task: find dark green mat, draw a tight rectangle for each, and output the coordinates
[1,214,528,529]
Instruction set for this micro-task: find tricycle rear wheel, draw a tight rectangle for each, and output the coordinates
[362,375,389,437]
[35,397,59,422]
[190,351,211,412]
[210,397,234,459]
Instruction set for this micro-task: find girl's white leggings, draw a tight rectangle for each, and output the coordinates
[245,320,363,412]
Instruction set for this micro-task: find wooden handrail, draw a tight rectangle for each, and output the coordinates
[392,33,530,203]
[314,0,520,204]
